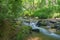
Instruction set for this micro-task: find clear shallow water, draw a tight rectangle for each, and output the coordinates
[23,21,60,39]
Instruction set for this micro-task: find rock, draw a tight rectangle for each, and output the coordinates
[49,20,56,24]
[57,27,60,31]
[23,16,27,19]
[36,20,41,27]
[51,23,60,31]
[24,20,30,24]
[47,26,51,29]
[32,29,40,32]
[35,17,38,19]
[49,29,56,32]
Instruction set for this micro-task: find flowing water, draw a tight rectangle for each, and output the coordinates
[19,17,60,39]
[23,21,60,39]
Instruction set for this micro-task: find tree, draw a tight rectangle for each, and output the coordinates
[0,0,22,40]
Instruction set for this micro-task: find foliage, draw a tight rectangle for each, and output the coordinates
[22,0,60,18]
[16,26,32,40]
[57,0,60,5]
[0,0,22,40]
[33,7,53,19]
[0,0,22,19]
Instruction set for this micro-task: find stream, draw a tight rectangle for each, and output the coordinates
[18,17,60,39]
[23,21,60,39]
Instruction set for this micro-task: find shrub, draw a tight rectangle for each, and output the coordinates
[16,26,32,40]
